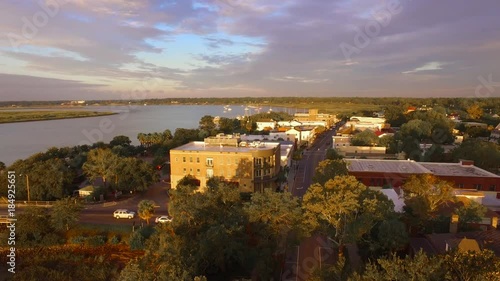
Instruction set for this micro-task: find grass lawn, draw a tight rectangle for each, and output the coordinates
[0,110,116,123]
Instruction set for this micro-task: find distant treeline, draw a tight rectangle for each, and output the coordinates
[3,97,499,118]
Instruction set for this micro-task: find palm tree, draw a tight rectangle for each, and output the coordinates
[137,133,145,146]
[138,200,155,224]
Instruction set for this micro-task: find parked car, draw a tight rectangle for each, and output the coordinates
[113,209,135,219]
[155,215,173,223]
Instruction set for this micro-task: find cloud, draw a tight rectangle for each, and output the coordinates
[402,62,446,74]
[0,0,499,100]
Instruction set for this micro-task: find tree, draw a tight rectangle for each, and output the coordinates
[110,135,132,147]
[351,130,379,146]
[302,176,395,256]
[82,148,119,189]
[351,251,446,281]
[402,174,454,219]
[423,144,445,162]
[384,105,407,127]
[114,157,159,192]
[400,119,432,141]
[325,148,343,160]
[16,206,53,246]
[0,161,5,171]
[312,159,348,185]
[245,189,307,253]
[456,201,487,231]
[467,103,484,120]
[50,197,83,231]
[218,117,236,134]
[29,158,74,200]
[138,200,156,224]
[451,139,500,172]
[443,249,500,281]
[199,115,216,133]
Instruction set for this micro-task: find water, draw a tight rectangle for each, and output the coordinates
[0,105,298,165]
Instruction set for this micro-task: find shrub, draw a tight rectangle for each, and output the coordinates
[129,231,145,250]
[41,233,64,246]
[109,235,120,245]
[86,235,106,247]
[70,236,86,244]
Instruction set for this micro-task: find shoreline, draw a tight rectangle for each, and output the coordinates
[0,111,117,124]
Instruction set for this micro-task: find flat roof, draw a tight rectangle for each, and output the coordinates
[346,159,432,174]
[346,159,500,179]
[172,141,279,153]
[419,162,500,178]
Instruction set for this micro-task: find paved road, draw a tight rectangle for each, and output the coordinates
[0,181,172,225]
[291,127,336,198]
[284,125,339,280]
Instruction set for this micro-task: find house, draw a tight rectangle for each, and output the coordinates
[293,108,336,128]
[256,119,277,131]
[286,126,317,144]
[77,185,95,197]
[490,123,500,142]
[277,120,303,127]
[170,134,281,193]
[343,116,387,131]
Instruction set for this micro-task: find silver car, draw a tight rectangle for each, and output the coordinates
[113,209,135,219]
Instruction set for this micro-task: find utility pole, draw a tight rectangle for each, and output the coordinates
[26,174,30,202]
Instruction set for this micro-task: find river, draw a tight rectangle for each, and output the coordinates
[0,105,299,165]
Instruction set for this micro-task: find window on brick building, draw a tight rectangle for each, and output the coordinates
[490,185,496,191]
[457,183,464,188]
[473,184,482,190]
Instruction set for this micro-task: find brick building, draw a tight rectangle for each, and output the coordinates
[170,134,281,193]
[346,159,500,194]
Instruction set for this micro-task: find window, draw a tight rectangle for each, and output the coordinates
[196,157,200,163]
[490,185,496,191]
[473,184,483,190]
[206,158,213,166]
[206,169,213,177]
[457,183,464,188]
[183,168,186,174]
[255,158,262,166]
[189,168,193,174]
[183,157,186,163]
[190,157,193,162]
[197,169,200,176]
[175,157,178,162]
[255,169,262,177]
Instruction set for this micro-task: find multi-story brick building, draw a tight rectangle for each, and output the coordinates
[345,159,500,207]
[170,134,281,193]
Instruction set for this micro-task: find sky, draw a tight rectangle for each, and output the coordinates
[0,0,499,101]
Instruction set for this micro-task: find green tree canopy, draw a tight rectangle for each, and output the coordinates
[82,148,120,189]
[403,174,454,220]
[50,197,84,231]
[303,176,395,254]
[451,139,500,173]
[138,199,156,224]
[351,130,379,146]
[312,159,348,186]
